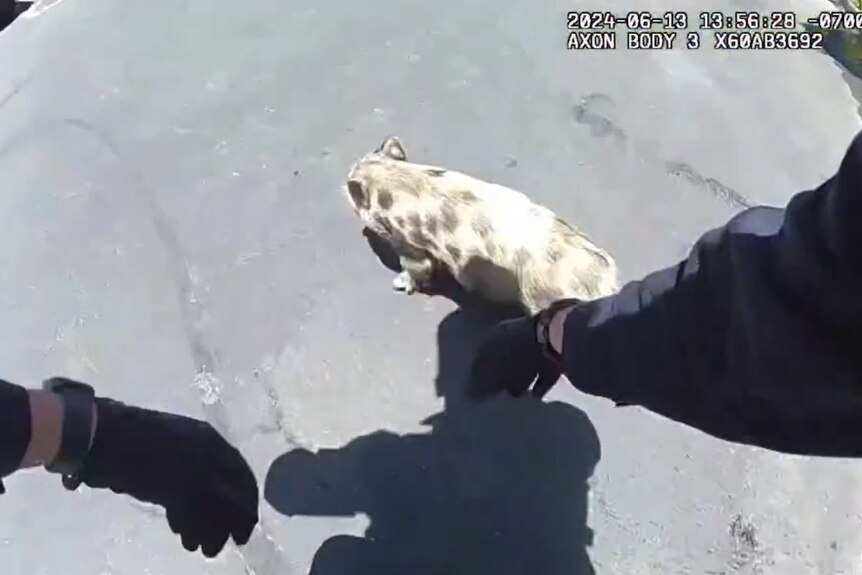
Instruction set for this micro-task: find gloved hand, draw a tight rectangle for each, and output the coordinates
[468,313,563,401]
[73,398,259,558]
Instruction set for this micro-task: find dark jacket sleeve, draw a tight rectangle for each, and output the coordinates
[561,130,862,457]
[0,378,31,477]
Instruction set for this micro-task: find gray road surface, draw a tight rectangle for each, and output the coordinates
[0,0,861,573]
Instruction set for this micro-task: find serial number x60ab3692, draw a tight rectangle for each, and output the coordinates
[712,30,823,49]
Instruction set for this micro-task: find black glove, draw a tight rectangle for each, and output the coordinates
[73,398,259,558]
[468,313,563,401]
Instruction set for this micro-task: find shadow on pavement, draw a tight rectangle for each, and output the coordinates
[264,302,601,574]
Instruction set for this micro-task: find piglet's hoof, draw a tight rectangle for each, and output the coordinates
[392,271,416,294]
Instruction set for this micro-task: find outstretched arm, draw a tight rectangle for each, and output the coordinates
[548,130,862,456]
[0,376,259,557]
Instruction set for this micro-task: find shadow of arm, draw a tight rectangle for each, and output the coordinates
[264,431,404,517]
[264,447,363,517]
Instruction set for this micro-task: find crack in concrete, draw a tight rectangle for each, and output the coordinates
[571,93,627,144]
[61,118,294,575]
[0,71,34,114]
[571,93,753,211]
[665,160,753,210]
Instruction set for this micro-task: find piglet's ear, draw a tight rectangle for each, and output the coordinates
[377,136,407,162]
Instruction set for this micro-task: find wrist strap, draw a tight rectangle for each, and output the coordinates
[42,378,95,486]
[535,298,583,363]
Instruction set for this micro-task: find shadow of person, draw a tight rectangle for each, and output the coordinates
[265,304,602,574]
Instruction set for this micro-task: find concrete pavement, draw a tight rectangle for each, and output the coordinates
[0,0,861,573]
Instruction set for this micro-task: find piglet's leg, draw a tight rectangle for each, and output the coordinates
[393,255,435,295]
